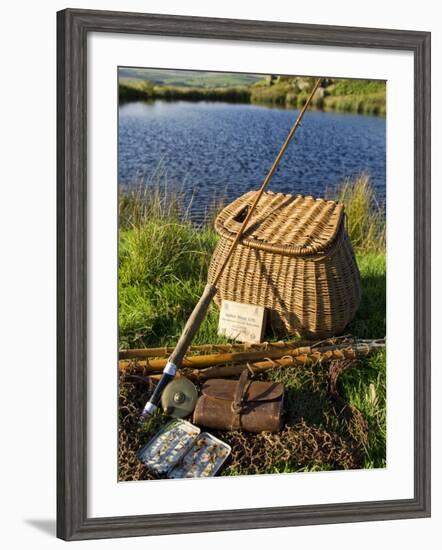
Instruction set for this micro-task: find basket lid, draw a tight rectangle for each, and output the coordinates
[214,191,344,256]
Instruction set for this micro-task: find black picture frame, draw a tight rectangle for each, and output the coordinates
[57,8,431,541]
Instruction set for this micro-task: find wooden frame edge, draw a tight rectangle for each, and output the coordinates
[56,8,431,541]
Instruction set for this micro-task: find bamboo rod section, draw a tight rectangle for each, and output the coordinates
[185,340,385,381]
[119,339,314,359]
[119,337,355,371]
[120,345,315,372]
[120,339,385,377]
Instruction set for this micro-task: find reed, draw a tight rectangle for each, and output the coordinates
[333,173,386,254]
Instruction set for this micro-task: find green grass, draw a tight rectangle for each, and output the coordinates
[119,182,224,349]
[119,175,386,471]
[339,350,386,468]
[328,79,386,96]
[331,173,386,255]
[323,93,386,116]
[322,79,386,116]
[350,254,386,339]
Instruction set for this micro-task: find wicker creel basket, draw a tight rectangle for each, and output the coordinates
[207,191,361,338]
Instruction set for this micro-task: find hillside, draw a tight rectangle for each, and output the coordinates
[118,68,262,87]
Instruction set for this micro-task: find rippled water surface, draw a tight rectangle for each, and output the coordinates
[119,101,386,220]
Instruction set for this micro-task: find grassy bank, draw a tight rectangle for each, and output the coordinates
[119,80,251,104]
[119,76,386,116]
[118,176,386,474]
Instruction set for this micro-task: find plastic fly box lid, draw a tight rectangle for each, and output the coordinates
[138,419,231,478]
[138,419,200,475]
[168,432,231,479]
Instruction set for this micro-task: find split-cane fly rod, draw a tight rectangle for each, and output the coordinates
[140,78,322,419]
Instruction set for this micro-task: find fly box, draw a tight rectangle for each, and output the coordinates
[169,433,231,479]
[138,419,230,478]
[138,419,200,475]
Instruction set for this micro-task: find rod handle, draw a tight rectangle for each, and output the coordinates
[169,283,217,367]
[140,368,175,418]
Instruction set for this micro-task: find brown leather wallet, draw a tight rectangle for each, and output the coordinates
[193,369,285,433]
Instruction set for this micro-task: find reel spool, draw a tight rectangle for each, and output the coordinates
[161,377,198,419]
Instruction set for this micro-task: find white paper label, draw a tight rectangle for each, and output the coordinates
[218,300,266,343]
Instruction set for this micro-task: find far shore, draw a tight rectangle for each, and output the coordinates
[119,76,386,116]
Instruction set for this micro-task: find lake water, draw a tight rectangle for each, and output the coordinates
[119,100,386,221]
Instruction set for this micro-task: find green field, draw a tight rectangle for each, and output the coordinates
[118,68,263,87]
[118,175,386,479]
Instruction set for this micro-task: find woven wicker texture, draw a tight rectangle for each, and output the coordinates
[208,191,361,338]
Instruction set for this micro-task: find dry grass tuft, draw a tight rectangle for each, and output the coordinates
[334,174,386,254]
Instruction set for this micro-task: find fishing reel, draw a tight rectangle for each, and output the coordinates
[160,377,198,419]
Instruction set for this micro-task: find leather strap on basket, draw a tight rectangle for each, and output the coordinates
[230,369,252,430]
